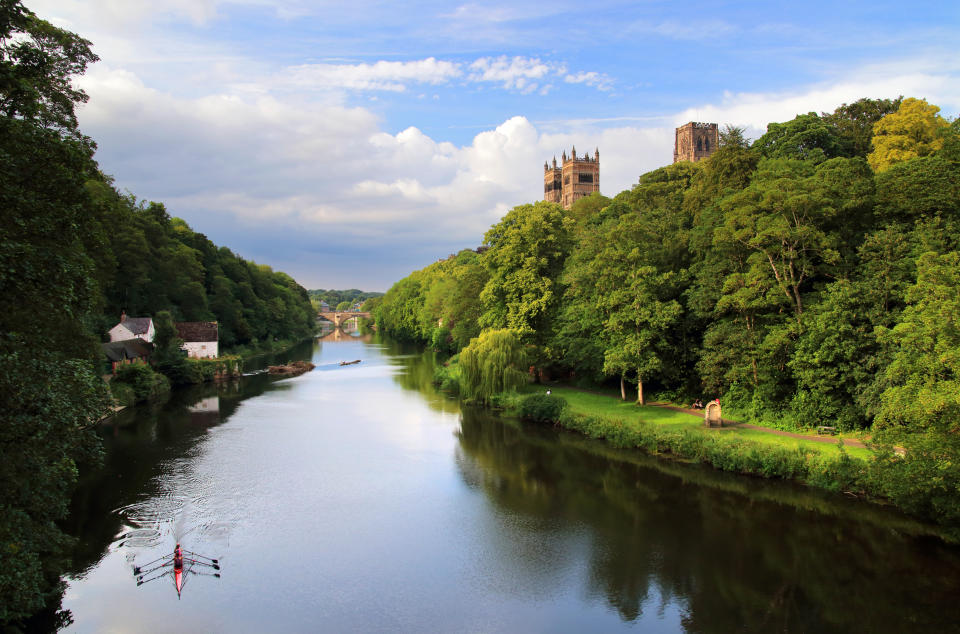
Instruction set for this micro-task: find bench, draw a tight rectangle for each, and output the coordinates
[816,426,837,436]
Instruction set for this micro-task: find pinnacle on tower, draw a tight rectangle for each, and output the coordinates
[571,145,577,159]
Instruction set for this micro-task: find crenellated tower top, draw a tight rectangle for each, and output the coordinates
[543,145,600,208]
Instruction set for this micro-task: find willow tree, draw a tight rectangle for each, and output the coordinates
[459,329,528,403]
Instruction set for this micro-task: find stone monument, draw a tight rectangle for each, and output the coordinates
[704,400,722,427]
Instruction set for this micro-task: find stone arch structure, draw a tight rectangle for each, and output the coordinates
[704,401,722,427]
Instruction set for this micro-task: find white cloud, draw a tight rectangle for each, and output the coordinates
[627,18,738,40]
[280,58,463,92]
[27,0,220,28]
[564,71,614,92]
[675,63,960,140]
[468,56,561,93]
[73,50,960,289]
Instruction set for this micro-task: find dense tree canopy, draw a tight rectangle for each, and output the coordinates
[377,94,960,534]
[0,2,316,624]
[868,97,949,172]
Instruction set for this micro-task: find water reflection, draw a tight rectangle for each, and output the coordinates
[58,336,960,633]
[455,407,960,632]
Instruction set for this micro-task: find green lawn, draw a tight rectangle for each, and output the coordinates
[534,386,873,460]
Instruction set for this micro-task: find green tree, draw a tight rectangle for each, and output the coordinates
[867,97,949,172]
[479,201,573,346]
[0,0,99,134]
[873,251,960,531]
[821,96,902,158]
[458,329,528,402]
[752,112,847,163]
[0,2,108,623]
[719,124,749,149]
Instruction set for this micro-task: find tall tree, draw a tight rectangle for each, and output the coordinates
[479,201,574,347]
[821,96,902,158]
[872,251,960,530]
[752,112,847,163]
[0,1,108,624]
[868,97,949,172]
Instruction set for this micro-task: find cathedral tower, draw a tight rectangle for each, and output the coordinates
[673,122,719,163]
[544,147,599,209]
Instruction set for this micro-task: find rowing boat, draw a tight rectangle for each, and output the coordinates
[134,547,221,597]
[175,564,184,596]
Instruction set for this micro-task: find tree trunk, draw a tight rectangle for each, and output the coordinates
[636,374,644,405]
[620,376,626,400]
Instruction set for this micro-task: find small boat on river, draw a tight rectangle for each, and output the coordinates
[134,546,221,598]
[340,359,361,366]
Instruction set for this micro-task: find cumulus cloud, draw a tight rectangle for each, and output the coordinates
[468,56,562,93]
[675,61,960,141]
[74,55,960,289]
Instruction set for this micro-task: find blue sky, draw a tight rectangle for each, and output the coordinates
[30,0,960,290]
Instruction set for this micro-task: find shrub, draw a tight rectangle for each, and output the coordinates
[519,394,567,423]
[113,363,170,403]
[109,382,136,407]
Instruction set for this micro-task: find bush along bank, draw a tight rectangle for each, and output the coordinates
[452,388,958,542]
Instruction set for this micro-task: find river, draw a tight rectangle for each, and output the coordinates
[60,333,960,632]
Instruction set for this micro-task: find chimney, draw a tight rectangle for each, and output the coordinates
[120,310,126,322]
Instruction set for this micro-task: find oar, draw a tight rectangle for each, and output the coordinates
[133,553,173,574]
[135,561,172,578]
[184,558,219,570]
[136,570,171,586]
[183,550,219,564]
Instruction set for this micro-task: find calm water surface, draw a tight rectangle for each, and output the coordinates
[61,333,960,632]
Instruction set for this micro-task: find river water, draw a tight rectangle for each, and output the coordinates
[60,333,960,632]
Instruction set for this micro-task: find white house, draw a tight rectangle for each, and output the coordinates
[109,312,155,343]
[175,321,219,358]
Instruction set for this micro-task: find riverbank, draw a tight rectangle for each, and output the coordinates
[434,370,956,541]
[223,335,316,360]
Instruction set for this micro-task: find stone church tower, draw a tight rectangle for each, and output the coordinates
[673,122,719,163]
[544,146,599,209]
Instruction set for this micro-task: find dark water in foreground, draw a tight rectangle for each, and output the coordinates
[61,334,960,632]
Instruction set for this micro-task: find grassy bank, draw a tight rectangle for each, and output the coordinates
[497,387,870,495]
[545,387,873,460]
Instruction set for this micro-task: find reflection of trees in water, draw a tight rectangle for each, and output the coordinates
[379,338,460,414]
[64,373,286,580]
[454,407,960,631]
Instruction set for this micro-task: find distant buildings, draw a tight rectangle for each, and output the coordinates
[673,122,719,163]
[109,312,154,343]
[103,312,219,371]
[174,321,219,359]
[541,121,721,207]
[544,146,600,209]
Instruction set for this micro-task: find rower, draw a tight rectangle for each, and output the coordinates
[173,544,183,570]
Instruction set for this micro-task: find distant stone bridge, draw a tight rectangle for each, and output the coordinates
[318,311,372,328]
